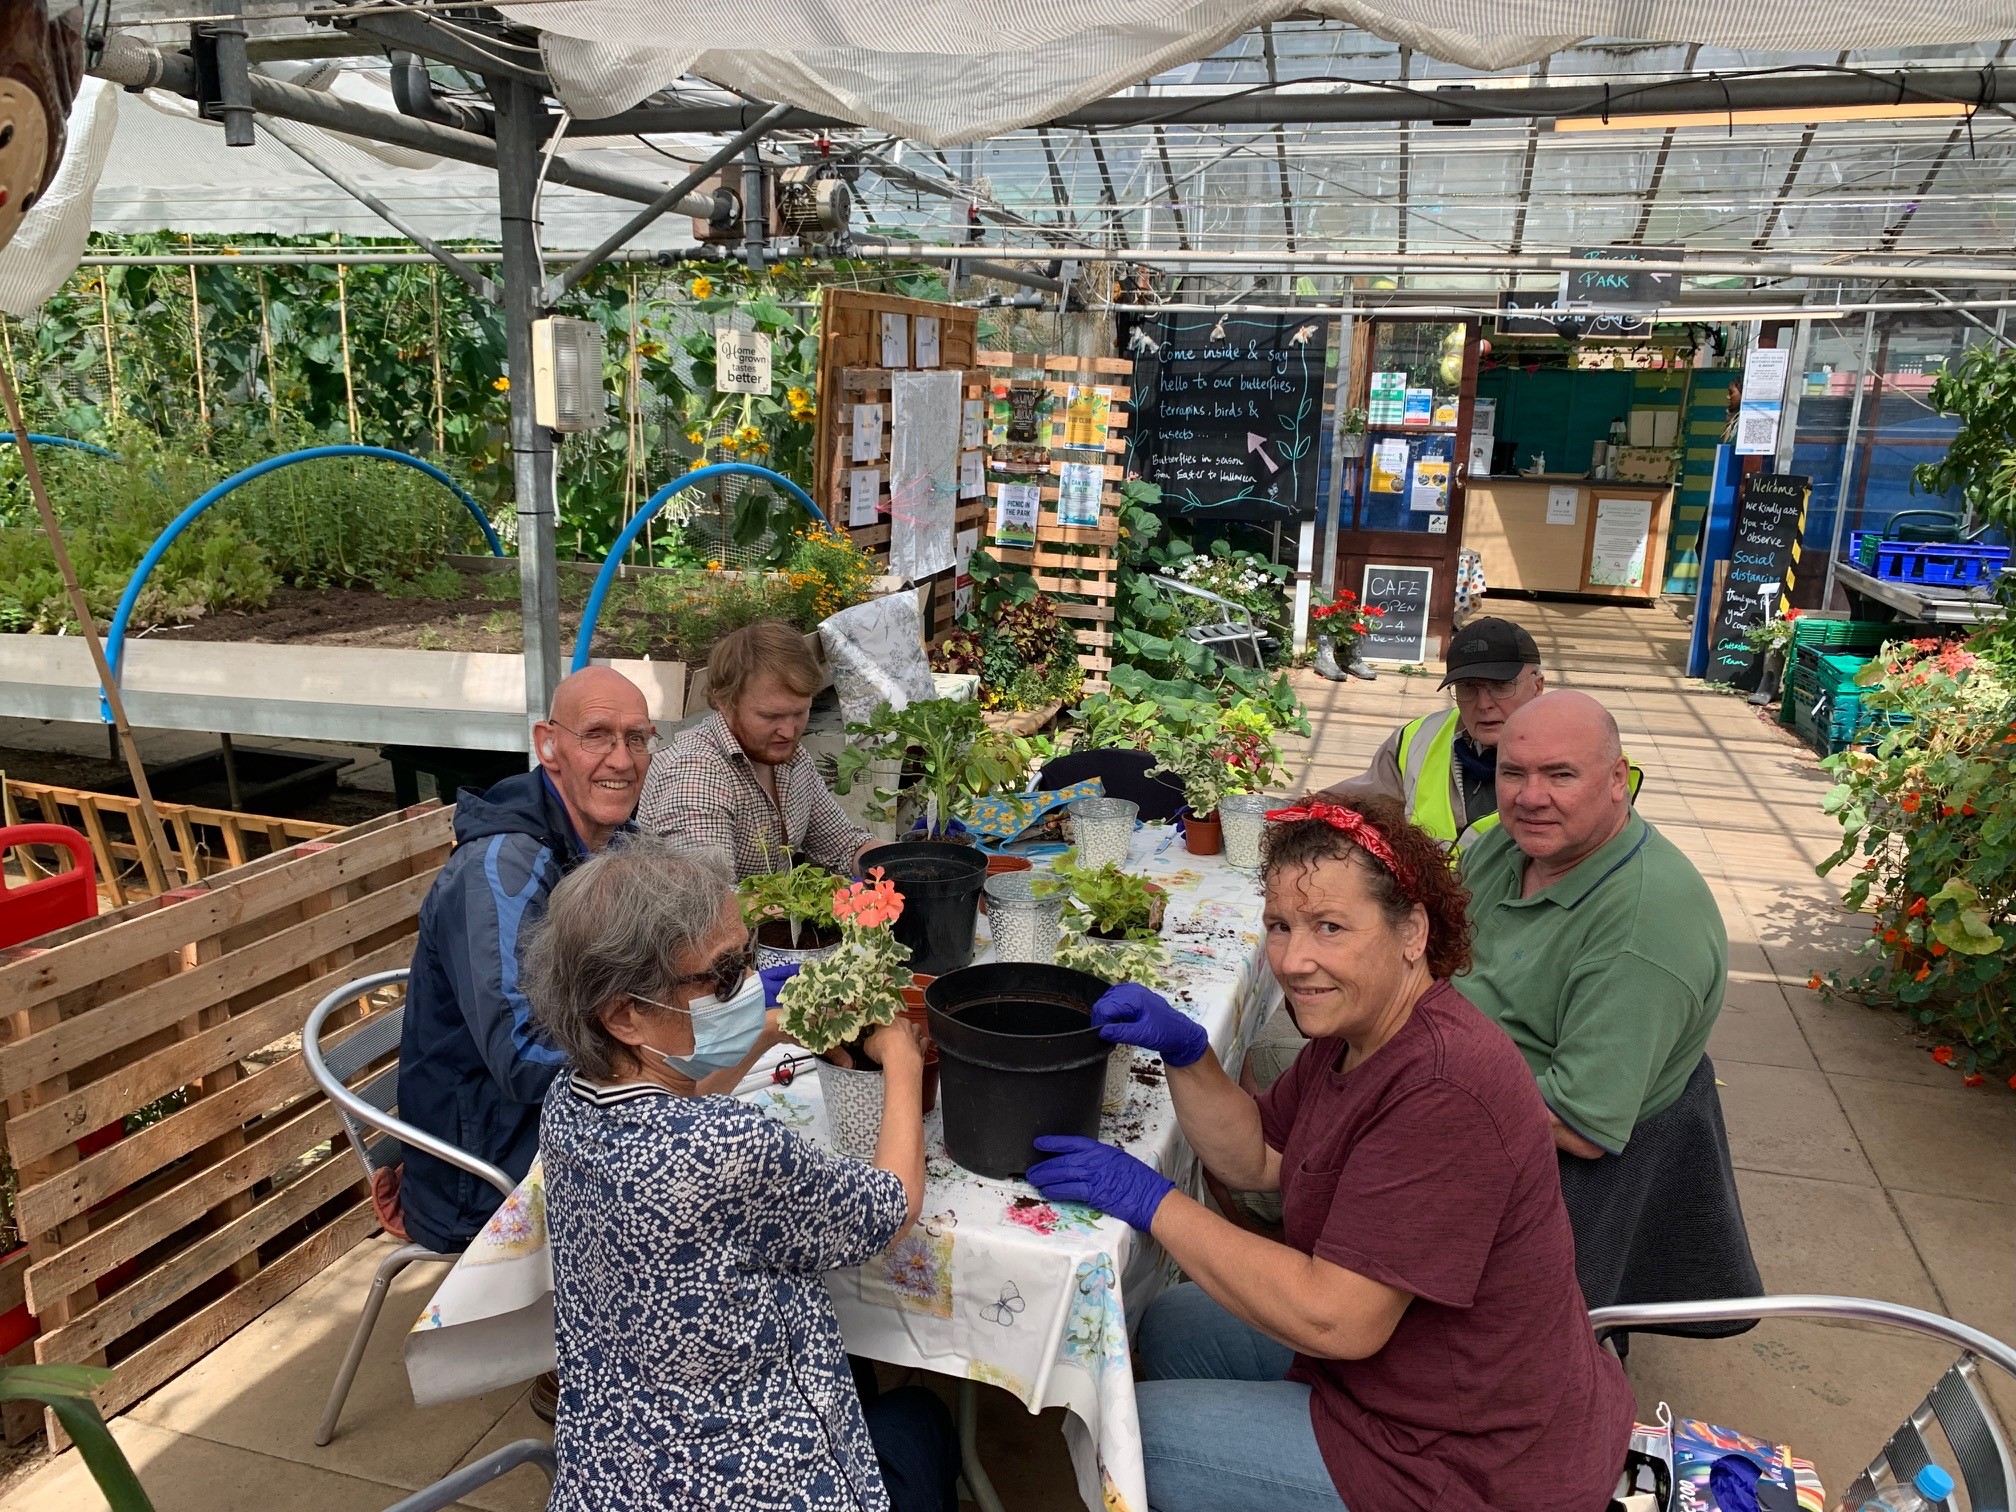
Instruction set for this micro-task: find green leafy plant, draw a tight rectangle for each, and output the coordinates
[1815,636,2016,1072]
[1913,342,2016,607]
[1146,695,1291,818]
[776,872,911,1058]
[834,697,1031,838]
[936,589,1084,712]
[1743,608,1805,656]
[1054,931,1171,989]
[739,861,843,942]
[1309,588,1385,656]
[1047,855,1165,940]
[0,1365,154,1511]
[1340,406,1368,437]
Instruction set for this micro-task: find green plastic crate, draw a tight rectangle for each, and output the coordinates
[1789,617,1899,654]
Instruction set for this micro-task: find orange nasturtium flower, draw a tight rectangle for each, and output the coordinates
[1964,1073,1985,1088]
[1932,1046,1956,1065]
[1806,973,1823,990]
[1900,792,1922,813]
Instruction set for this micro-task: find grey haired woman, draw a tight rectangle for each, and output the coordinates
[523,837,956,1512]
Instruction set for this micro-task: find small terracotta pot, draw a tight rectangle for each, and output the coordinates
[1184,812,1223,856]
[899,977,940,1114]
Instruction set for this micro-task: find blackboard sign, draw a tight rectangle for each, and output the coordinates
[1359,564,1434,663]
[1565,246,1683,309]
[1705,472,1810,690]
[1496,291,1650,341]
[1129,313,1327,520]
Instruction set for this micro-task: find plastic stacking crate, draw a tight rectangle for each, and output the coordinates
[1848,530,2011,588]
[1777,619,1898,726]
[1787,649,1909,755]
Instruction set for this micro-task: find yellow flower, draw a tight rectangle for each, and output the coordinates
[786,388,810,407]
[492,376,510,391]
[706,559,723,570]
[685,428,706,445]
[737,424,762,443]
[688,457,708,473]
[690,275,714,299]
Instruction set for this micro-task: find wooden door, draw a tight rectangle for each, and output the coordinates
[1335,316,1482,659]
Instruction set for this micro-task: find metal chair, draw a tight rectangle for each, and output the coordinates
[1592,1296,2016,1511]
[1151,575,1278,669]
[303,968,518,1446]
[377,1438,557,1512]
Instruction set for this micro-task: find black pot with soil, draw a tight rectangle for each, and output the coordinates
[862,840,989,977]
[925,964,1111,1179]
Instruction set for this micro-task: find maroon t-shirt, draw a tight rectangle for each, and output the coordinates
[1257,979,1634,1512]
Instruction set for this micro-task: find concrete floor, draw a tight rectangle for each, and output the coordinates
[8,599,2015,1510]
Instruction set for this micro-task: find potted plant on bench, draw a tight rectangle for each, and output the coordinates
[775,871,914,1158]
[739,859,845,970]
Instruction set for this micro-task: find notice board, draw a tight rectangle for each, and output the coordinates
[1129,313,1327,520]
[1705,472,1810,690]
[1358,564,1434,663]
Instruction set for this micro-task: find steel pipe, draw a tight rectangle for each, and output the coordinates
[580,65,2016,137]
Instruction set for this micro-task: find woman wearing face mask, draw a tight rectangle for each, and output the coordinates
[522,837,957,1512]
[1026,796,1633,1512]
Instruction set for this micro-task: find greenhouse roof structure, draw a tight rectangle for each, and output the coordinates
[63,7,2016,268]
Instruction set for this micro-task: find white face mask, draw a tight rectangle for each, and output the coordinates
[635,973,765,1079]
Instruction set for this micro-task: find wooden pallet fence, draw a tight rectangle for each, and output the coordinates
[814,289,986,640]
[975,351,1134,690]
[0,801,453,1445]
[3,778,342,908]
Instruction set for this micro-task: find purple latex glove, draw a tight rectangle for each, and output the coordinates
[1027,1136,1176,1232]
[1092,982,1208,1067]
[759,963,799,1008]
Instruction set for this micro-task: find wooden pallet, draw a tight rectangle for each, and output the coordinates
[814,289,985,641]
[0,801,452,1447]
[974,351,1134,691]
[2,778,342,907]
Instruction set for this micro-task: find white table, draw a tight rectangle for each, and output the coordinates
[405,829,1277,1512]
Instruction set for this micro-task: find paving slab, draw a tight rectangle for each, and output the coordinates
[1833,1075,2016,1207]
[1716,1061,1879,1187]
[0,1417,416,1512]
[1732,1170,1939,1308]
[127,1235,525,1493]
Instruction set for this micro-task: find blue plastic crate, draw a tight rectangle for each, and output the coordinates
[1846,531,2010,587]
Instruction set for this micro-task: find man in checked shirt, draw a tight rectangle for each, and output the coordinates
[638,619,879,881]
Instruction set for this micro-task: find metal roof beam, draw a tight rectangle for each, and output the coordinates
[582,65,2016,135]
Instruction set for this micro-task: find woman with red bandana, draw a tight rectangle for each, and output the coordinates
[1027,796,1633,1512]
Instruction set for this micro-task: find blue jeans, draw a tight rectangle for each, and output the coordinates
[1134,1283,1348,1512]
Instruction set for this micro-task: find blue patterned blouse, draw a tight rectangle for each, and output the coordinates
[541,1072,909,1511]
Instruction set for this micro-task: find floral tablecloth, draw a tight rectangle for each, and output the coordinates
[405,828,1277,1512]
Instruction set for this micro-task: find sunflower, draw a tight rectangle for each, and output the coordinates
[690,275,714,299]
[491,376,510,391]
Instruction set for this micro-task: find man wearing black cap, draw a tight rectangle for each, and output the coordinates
[1322,617,1558,853]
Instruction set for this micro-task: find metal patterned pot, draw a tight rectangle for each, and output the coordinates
[815,1058,885,1161]
[753,919,842,973]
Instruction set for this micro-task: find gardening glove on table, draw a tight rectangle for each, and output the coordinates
[1027,1136,1175,1233]
[1092,982,1208,1067]
[759,963,799,1008]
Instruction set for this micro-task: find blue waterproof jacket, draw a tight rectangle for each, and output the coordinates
[397,769,588,1251]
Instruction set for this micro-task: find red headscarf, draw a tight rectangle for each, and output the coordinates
[1263,799,1417,899]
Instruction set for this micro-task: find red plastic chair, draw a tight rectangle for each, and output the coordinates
[0,824,98,950]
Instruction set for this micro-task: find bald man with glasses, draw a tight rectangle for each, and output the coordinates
[396,667,659,1258]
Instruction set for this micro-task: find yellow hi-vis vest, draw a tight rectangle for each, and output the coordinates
[1396,706,1644,855]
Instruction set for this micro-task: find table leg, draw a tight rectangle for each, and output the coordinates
[957,1379,1008,1512]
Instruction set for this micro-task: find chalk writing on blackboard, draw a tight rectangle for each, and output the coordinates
[1706,473,1809,692]
[1359,564,1434,663]
[1129,313,1327,520]
[1565,246,1683,309]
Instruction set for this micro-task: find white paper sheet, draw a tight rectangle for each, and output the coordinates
[1589,496,1653,587]
[961,398,984,449]
[958,449,985,498]
[849,467,881,528]
[714,328,772,394]
[1546,485,1579,526]
[888,369,962,580]
[851,403,883,462]
[881,312,910,368]
[1057,461,1104,528]
[913,315,941,368]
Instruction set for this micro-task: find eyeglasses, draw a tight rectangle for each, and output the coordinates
[661,935,758,1001]
[1450,675,1527,705]
[551,720,661,758]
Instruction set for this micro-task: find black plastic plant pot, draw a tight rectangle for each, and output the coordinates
[862,840,990,978]
[925,964,1111,1179]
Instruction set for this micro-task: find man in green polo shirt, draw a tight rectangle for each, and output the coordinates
[1459,690,1726,1159]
